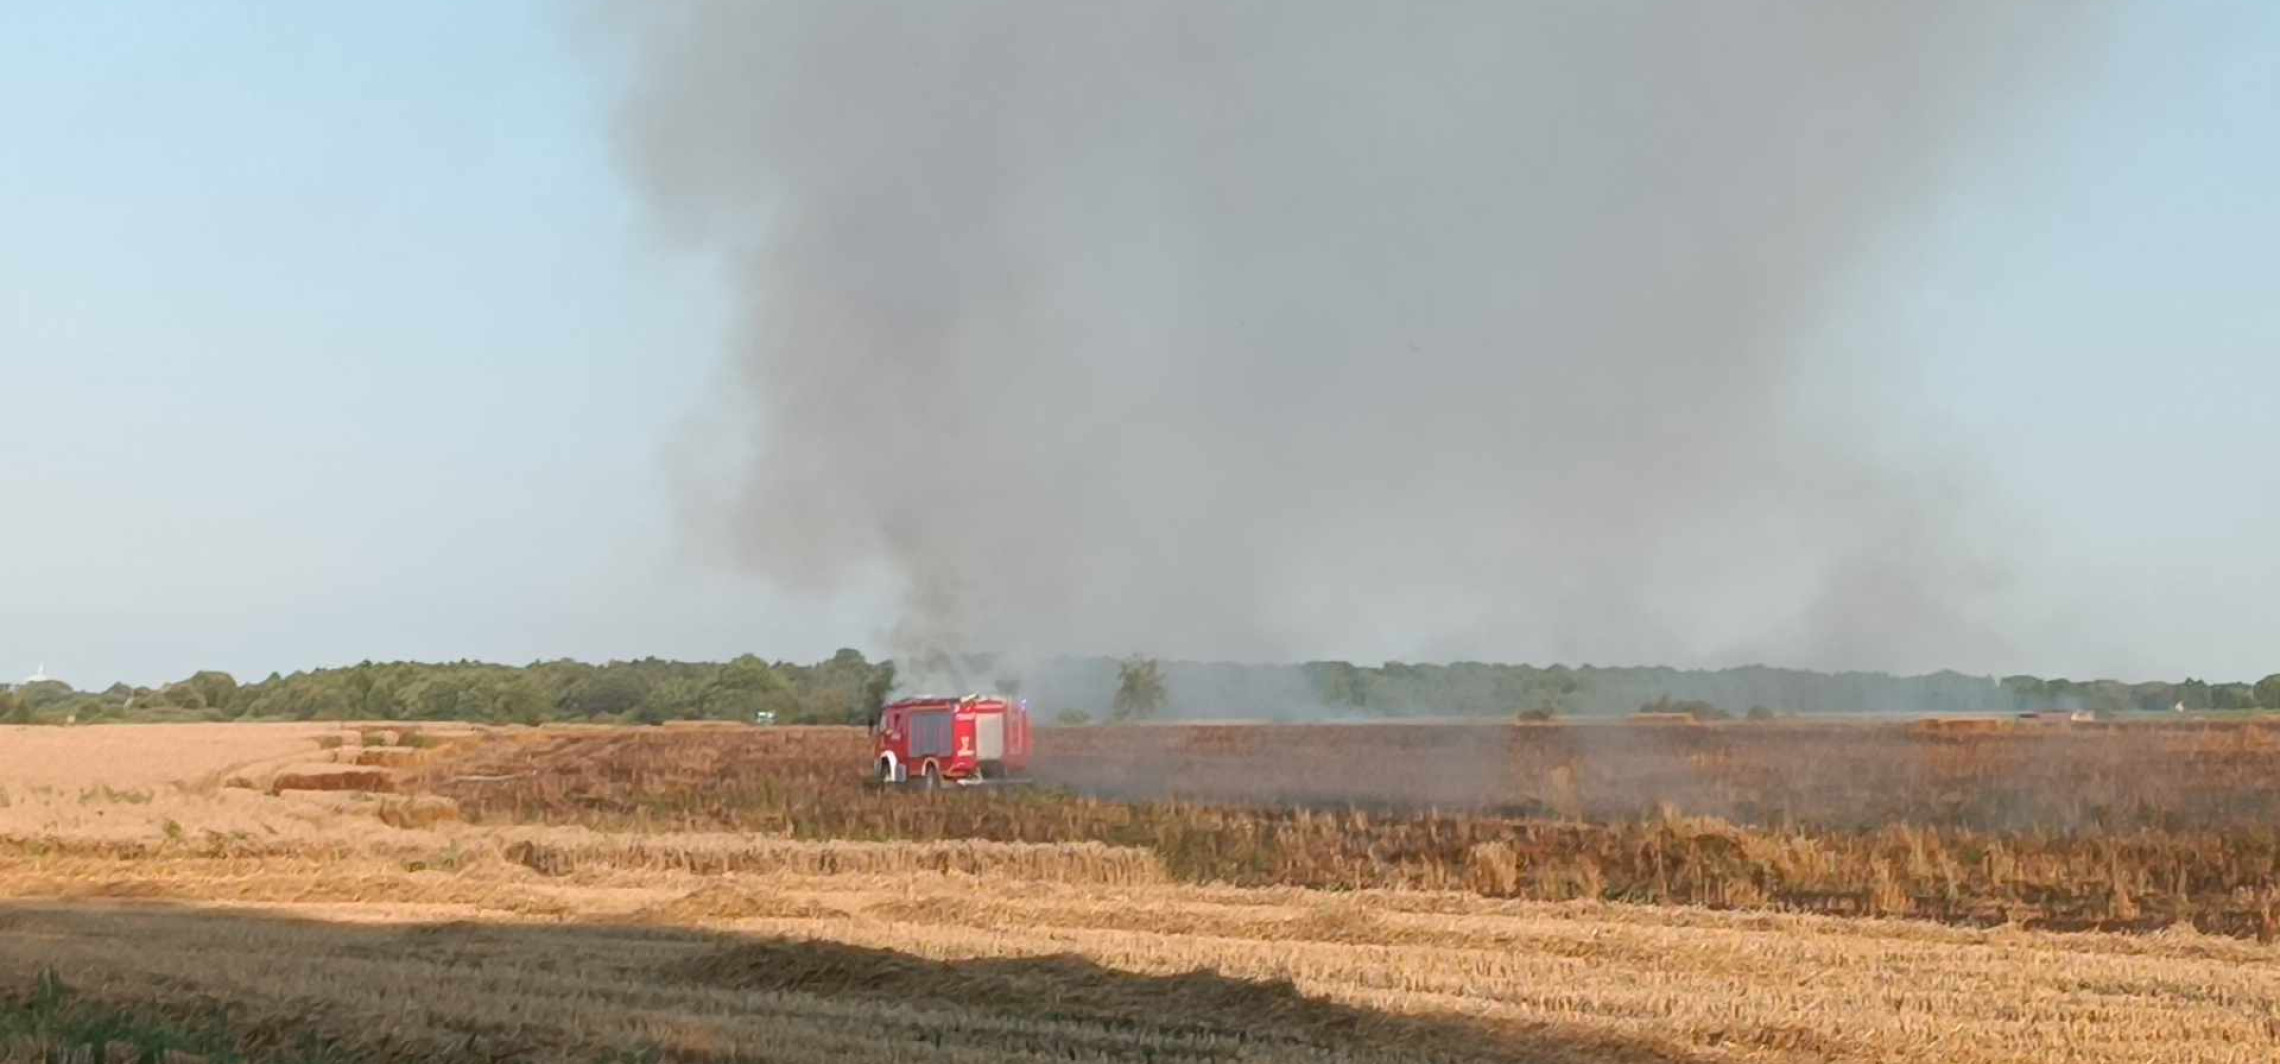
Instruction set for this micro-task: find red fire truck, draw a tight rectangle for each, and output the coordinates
[873,694,1034,788]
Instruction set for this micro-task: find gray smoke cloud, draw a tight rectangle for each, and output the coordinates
[603,3,2102,677]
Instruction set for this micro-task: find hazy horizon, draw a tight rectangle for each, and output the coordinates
[6,2,2276,690]
[10,649,2262,717]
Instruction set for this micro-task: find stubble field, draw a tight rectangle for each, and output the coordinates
[2,719,2278,1062]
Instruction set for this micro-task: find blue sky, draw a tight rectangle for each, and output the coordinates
[2,3,892,686]
[1836,0,2280,680]
[2,2,2275,687]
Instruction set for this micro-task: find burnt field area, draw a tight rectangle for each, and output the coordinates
[1040,718,2280,832]
[402,719,2280,939]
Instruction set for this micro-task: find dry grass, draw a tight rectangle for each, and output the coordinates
[0,723,349,791]
[495,832,1168,885]
[402,723,2280,938]
[6,722,2280,1062]
[0,844,2275,1063]
[265,765,394,796]
[0,723,464,849]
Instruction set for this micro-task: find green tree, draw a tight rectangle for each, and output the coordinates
[2000,675,2046,710]
[719,654,787,694]
[713,654,796,721]
[1529,672,1582,717]
[1055,708,1093,726]
[2256,674,2280,711]
[786,648,893,726]
[2211,683,2254,711]
[564,669,648,718]
[18,681,73,712]
[185,671,239,713]
[491,677,549,725]
[2085,683,2134,716]
[2135,683,2181,713]
[648,676,711,719]
[1112,656,1167,722]
[1305,661,1368,709]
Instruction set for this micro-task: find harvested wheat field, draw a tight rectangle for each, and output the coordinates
[3,722,2279,1062]
[0,723,347,792]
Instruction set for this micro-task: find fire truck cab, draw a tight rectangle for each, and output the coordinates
[874,694,1033,787]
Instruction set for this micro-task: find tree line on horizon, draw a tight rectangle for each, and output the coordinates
[3,653,2277,727]
[1283,661,2280,719]
[0,651,896,728]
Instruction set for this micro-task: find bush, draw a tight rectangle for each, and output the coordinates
[1638,695,1729,721]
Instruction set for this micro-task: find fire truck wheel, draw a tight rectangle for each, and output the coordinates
[921,763,942,791]
[878,757,898,786]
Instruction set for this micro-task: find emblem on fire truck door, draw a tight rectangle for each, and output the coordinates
[958,735,974,756]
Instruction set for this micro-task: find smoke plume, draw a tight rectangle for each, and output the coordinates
[604,3,2099,675]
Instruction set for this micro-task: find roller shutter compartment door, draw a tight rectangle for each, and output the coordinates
[975,714,1005,760]
[912,714,953,758]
